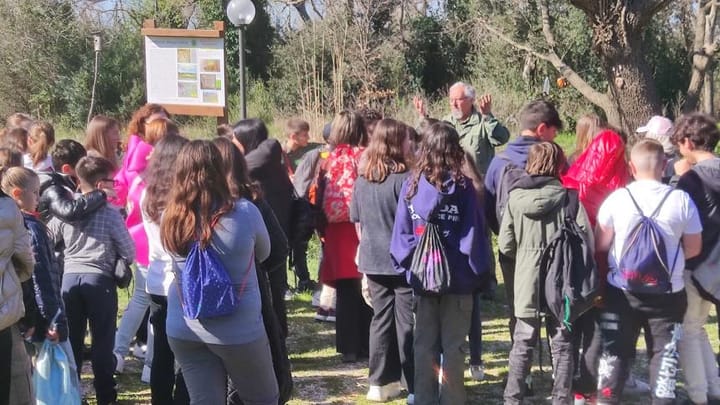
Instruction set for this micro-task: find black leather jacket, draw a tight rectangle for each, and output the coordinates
[38,172,106,224]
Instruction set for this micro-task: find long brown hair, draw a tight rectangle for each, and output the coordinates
[211,137,260,201]
[160,140,234,255]
[85,116,119,168]
[359,118,412,183]
[406,122,466,199]
[127,104,169,139]
[328,110,367,147]
[28,121,55,167]
[143,135,189,223]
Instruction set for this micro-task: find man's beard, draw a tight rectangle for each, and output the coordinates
[451,108,464,119]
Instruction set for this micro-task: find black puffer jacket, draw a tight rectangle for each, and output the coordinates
[245,139,293,237]
[38,172,106,224]
[677,158,720,270]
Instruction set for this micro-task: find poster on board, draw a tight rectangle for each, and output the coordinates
[144,36,225,107]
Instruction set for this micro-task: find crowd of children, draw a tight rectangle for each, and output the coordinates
[1,88,720,405]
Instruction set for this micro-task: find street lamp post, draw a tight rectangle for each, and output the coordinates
[226,0,256,120]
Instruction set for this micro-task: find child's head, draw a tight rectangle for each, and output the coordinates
[144,118,179,146]
[127,103,169,139]
[52,139,87,177]
[519,100,563,141]
[212,136,258,201]
[231,118,269,154]
[27,121,55,167]
[85,115,121,165]
[630,139,666,180]
[0,166,40,212]
[285,118,310,149]
[217,123,234,138]
[143,134,189,223]
[357,108,382,139]
[329,110,367,147]
[75,156,116,193]
[671,113,720,156]
[526,142,567,178]
[407,121,466,199]
[0,148,22,169]
[2,127,28,153]
[6,113,33,130]
[574,113,604,156]
[360,118,412,182]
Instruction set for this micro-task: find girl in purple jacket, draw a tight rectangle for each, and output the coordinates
[390,122,491,405]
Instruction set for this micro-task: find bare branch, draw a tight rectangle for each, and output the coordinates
[685,0,720,111]
[479,20,611,109]
[539,0,556,48]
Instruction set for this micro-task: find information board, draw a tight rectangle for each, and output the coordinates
[144,36,226,107]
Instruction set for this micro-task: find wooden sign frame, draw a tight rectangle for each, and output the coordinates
[141,19,228,124]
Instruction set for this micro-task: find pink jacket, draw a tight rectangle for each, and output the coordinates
[113,134,152,266]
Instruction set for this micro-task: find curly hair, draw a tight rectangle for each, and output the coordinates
[406,121,466,200]
[160,140,234,256]
[143,135,189,224]
[359,118,412,183]
[671,113,720,152]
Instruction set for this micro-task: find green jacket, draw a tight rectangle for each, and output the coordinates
[497,177,593,319]
[443,108,510,174]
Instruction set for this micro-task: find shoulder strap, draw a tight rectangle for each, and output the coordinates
[625,188,644,217]
[564,189,580,220]
[650,189,675,219]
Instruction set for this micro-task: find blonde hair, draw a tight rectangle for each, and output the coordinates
[6,113,33,130]
[574,114,604,157]
[0,166,39,197]
[28,122,55,167]
[630,139,666,173]
[526,142,566,177]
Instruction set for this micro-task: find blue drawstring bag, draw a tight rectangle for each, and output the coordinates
[34,340,81,405]
[181,241,249,319]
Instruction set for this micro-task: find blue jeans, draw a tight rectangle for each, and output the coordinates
[114,266,153,367]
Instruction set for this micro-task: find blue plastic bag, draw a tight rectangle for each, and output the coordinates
[34,340,81,405]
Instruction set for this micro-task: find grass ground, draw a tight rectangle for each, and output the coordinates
[80,235,718,404]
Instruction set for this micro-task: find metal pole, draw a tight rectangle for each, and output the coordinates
[238,26,247,119]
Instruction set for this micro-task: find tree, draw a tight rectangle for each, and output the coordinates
[478,0,720,134]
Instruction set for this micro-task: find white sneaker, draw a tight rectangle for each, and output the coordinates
[141,365,151,384]
[469,364,484,380]
[132,343,147,359]
[113,352,125,374]
[366,381,402,402]
[624,373,651,394]
[311,290,321,307]
[406,393,415,404]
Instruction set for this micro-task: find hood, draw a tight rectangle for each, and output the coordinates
[694,158,720,194]
[38,171,74,195]
[504,136,542,168]
[245,138,284,178]
[509,177,565,219]
[410,174,461,221]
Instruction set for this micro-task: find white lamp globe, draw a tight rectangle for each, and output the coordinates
[226,0,256,26]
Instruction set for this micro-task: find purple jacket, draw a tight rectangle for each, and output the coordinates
[390,174,491,295]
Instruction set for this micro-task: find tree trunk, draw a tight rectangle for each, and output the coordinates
[703,67,714,114]
[293,2,311,22]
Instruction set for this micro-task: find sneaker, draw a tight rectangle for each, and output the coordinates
[311,290,321,307]
[625,374,651,395]
[141,365,151,384]
[113,352,125,374]
[469,364,484,380]
[407,393,415,404]
[366,381,402,401]
[314,308,328,322]
[132,343,146,359]
[325,309,336,323]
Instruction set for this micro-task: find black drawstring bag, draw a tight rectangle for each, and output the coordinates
[409,217,452,294]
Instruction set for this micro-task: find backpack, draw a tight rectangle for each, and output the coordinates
[180,239,253,320]
[539,190,599,331]
[494,155,527,232]
[618,188,680,294]
[409,203,452,294]
[322,145,363,223]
